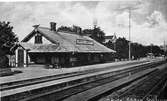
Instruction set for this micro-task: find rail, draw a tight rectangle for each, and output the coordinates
[1,60,165,101]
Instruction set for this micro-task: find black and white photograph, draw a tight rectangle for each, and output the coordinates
[0,0,167,101]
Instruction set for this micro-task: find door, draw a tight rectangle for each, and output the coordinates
[18,49,24,67]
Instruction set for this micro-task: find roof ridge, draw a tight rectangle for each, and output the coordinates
[38,26,50,30]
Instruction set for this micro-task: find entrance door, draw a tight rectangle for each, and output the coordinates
[18,49,24,67]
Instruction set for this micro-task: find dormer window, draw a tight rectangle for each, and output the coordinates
[34,33,42,44]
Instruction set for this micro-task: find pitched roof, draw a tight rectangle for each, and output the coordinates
[21,26,115,53]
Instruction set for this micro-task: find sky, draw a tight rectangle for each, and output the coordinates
[0,0,167,46]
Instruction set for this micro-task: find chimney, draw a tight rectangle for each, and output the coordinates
[50,22,56,31]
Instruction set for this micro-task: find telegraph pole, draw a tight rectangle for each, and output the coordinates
[128,8,131,60]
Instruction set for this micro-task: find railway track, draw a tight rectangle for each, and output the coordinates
[95,63,167,101]
[1,60,166,101]
[119,71,166,99]
[0,61,148,91]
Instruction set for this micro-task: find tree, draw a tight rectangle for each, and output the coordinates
[83,27,105,44]
[105,36,164,60]
[115,37,129,59]
[57,26,73,32]
[105,40,114,50]
[57,25,82,34]
[91,27,105,44]
[58,25,105,44]
[105,37,129,59]
[131,43,147,59]
[145,45,164,56]
[82,29,93,35]
[0,21,18,68]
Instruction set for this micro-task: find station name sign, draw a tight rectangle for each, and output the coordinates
[76,39,94,45]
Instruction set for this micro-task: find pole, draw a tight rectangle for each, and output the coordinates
[129,8,131,60]
[164,40,166,56]
[114,33,116,51]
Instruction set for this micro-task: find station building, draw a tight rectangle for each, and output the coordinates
[13,22,115,68]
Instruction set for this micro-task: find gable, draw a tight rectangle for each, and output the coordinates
[22,30,36,42]
[21,28,53,44]
[26,35,52,44]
